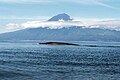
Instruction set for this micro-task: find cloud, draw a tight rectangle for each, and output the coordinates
[92,0,120,10]
[5,20,120,32]
[6,21,84,31]
[0,16,50,20]
[71,0,120,10]
[89,20,120,31]
[0,0,51,3]
[0,0,119,10]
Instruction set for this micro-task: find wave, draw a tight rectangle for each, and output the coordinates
[82,45,120,48]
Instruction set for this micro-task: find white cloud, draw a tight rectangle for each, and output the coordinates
[5,20,120,32]
[0,0,51,3]
[0,0,119,10]
[89,20,120,31]
[92,0,120,10]
[0,0,106,3]
[0,16,50,20]
[6,21,84,31]
[70,0,120,10]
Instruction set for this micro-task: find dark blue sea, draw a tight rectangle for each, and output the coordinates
[0,41,120,80]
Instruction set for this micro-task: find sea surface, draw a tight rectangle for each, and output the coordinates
[0,41,120,80]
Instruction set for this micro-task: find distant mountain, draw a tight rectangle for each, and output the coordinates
[0,26,120,42]
[0,13,120,42]
[48,13,72,21]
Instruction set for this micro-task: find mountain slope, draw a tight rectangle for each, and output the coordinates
[0,26,120,42]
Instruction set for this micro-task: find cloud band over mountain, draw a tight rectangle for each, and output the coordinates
[6,20,120,32]
[6,21,84,31]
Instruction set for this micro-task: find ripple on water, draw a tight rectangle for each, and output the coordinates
[0,42,120,80]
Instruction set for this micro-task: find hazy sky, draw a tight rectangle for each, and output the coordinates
[0,0,120,33]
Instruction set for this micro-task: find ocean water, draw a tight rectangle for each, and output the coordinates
[0,41,120,80]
